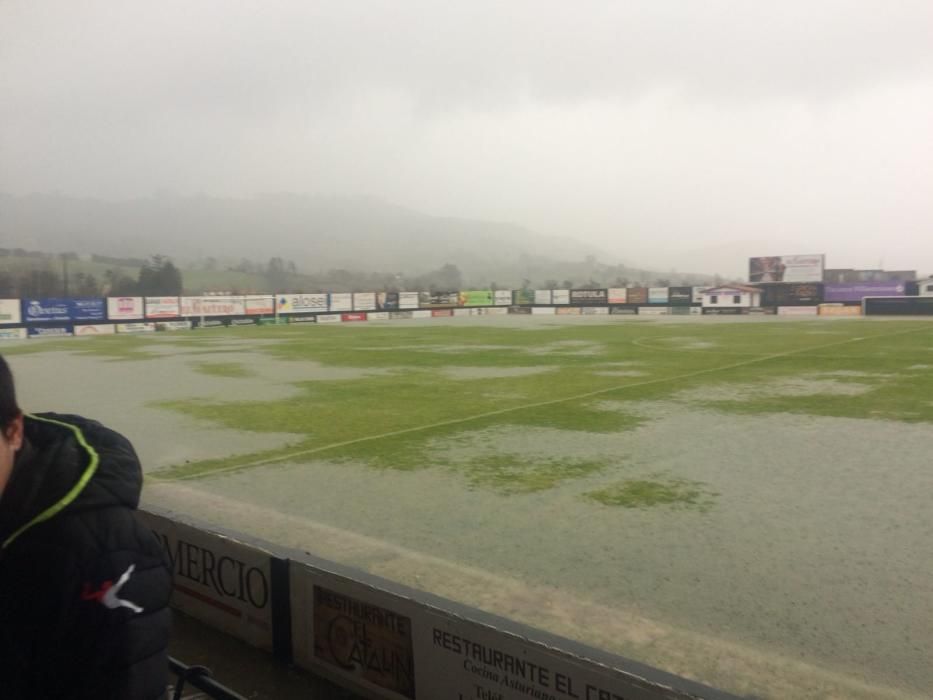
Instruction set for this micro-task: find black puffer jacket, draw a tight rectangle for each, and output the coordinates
[0,413,171,700]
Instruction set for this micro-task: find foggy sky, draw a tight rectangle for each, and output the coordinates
[2,1,932,275]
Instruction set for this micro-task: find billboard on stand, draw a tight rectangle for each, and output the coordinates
[749,254,825,283]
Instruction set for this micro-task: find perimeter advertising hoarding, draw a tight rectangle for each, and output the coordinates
[431,309,452,317]
[486,307,508,315]
[569,289,608,305]
[555,307,580,315]
[28,325,73,337]
[669,287,693,305]
[580,307,609,315]
[245,295,275,315]
[353,293,377,311]
[460,290,493,307]
[0,299,22,325]
[610,307,637,314]
[534,290,552,305]
[145,296,181,318]
[749,254,825,283]
[377,292,400,310]
[0,328,27,339]
[156,320,193,331]
[116,322,156,333]
[289,558,732,700]
[180,296,246,317]
[692,287,706,303]
[137,510,276,653]
[328,293,353,312]
[399,292,420,309]
[341,313,367,322]
[626,287,648,304]
[777,306,818,316]
[824,283,905,302]
[23,298,106,322]
[106,296,144,320]
[512,289,534,305]
[390,311,414,320]
[648,287,669,304]
[75,324,115,335]
[608,288,627,304]
[411,310,432,319]
[368,312,389,321]
[317,314,342,323]
[288,315,318,324]
[552,289,570,304]
[418,291,459,308]
[638,307,670,315]
[277,294,328,314]
[494,290,513,306]
[818,305,862,316]
[760,283,823,306]
[531,306,555,315]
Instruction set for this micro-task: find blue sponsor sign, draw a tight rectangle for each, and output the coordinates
[27,325,74,337]
[22,298,106,322]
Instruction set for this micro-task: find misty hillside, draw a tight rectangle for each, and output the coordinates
[0,193,715,287]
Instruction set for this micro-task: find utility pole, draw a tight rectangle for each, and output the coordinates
[62,254,69,296]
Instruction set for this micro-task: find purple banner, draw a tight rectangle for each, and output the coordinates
[824,282,906,302]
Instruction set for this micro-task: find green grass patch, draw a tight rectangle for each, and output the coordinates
[584,475,718,511]
[456,454,607,494]
[193,361,255,378]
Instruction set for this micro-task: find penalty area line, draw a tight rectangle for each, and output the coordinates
[158,327,923,482]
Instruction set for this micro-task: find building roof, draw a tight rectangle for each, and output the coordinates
[700,285,761,295]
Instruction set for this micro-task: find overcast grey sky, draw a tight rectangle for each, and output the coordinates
[2,1,932,274]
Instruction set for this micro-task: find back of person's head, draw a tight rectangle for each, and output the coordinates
[0,355,21,436]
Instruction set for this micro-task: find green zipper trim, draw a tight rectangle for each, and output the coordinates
[1,414,100,550]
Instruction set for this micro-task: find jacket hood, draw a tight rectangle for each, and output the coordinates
[0,413,142,550]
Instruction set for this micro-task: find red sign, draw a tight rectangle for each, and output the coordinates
[341,313,367,322]
[431,309,453,317]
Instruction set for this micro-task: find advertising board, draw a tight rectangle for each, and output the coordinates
[399,292,420,309]
[389,311,414,320]
[317,314,342,324]
[668,287,693,305]
[28,325,73,337]
[0,299,22,325]
[531,306,555,315]
[569,289,607,305]
[552,289,570,304]
[486,307,508,315]
[328,293,353,312]
[818,305,862,317]
[0,327,27,340]
[512,289,534,305]
[181,296,246,317]
[23,298,106,322]
[277,294,328,314]
[145,296,181,318]
[692,287,706,303]
[555,307,580,315]
[341,313,367,322]
[106,296,144,320]
[230,318,259,326]
[777,306,819,316]
[626,287,648,304]
[648,287,669,304]
[288,315,318,324]
[494,290,513,306]
[508,305,532,314]
[534,290,552,305]
[75,324,115,335]
[431,309,453,317]
[864,296,933,315]
[607,288,627,304]
[749,254,825,283]
[367,312,389,321]
[116,322,156,333]
[156,320,193,331]
[460,290,493,307]
[245,295,275,315]
[610,307,637,315]
[824,283,905,302]
[352,293,377,311]
[195,318,228,328]
[760,283,823,306]
[411,310,432,319]
[580,307,609,315]
[377,292,399,310]
[418,291,459,308]
[638,307,670,315]
[137,510,277,653]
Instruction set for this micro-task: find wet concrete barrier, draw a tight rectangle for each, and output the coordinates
[140,505,742,700]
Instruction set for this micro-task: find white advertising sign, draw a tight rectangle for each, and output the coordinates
[75,324,115,335]
[777,306,819,316]
[580,307,609,315]
[106,296,144,320]
[534,290,552,305]
[245,295,275,315]
[156,320,193,331]
[367,312,389,321]
[638,307,670,315]
[0,299,22,325]
[117,322,157,333]
[494,290,513,306]
[608,288,627,304]
[399,292,420,309]
[353,292,377,311]
[749,254,825,283]
[317,314,342,323]
[692,287,706,304]
[531,306,556,315]
[552,290,570,305]
[0,327,27,340]
[145,296,181,318]
[411,309,431,319]
[328,293,353,312]
[486,307,508,315]
[277,294,328,314]
[181,296,246,317]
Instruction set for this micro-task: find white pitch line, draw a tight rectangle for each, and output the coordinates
[160,326,929,482]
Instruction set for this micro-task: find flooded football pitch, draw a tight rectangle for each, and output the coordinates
[5,314,933,699]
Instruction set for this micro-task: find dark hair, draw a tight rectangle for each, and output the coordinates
[0,354,21,432]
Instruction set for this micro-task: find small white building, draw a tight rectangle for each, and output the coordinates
[700,285,762,309]
[917,276,933,297]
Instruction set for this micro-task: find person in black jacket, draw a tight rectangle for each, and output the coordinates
[0,354,172,699]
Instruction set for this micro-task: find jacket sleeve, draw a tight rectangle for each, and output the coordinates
[64,515,173,700]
